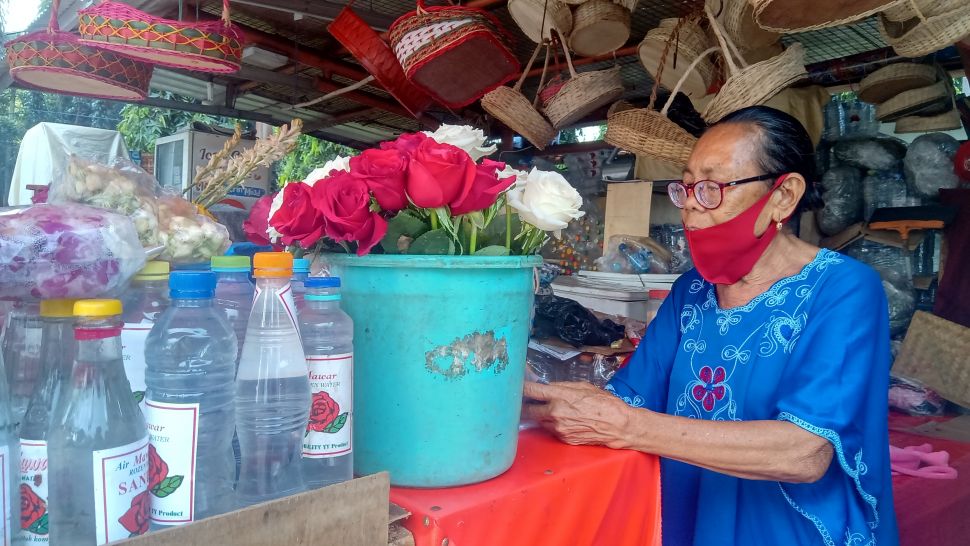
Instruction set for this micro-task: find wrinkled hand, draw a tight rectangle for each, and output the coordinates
[522,381,634,449]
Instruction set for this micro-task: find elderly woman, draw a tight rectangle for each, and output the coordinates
[524,106,898,545]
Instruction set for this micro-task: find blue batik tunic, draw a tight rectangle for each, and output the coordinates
[607,249,898,546]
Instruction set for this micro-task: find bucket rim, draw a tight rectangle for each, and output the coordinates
[322,253,543,269]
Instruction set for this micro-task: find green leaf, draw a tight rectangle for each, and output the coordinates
[474,245,510,256]
[323,413,349,433]
[381,210,430,254]
[481,212,521,247]
[27,513,48,535]
[466,211,486,230]
[408,229,456,255]
[133,391,145,403]
[151,475,184,498]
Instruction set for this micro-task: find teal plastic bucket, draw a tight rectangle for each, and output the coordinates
[325,254,541,487]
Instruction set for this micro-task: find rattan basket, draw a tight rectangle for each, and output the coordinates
[702,5,807,123]
[639,19,714,101]
[857,62,938,104]
[718,0,780,51]
[481,43,557,150]
[509,0,573,43]
[876,79,951,121]
[605,46,719,165]
[5,0,152,100]
[569,0,631,57]
[543,29,625,128]
[752,0,902,32]
[877,2,970,58]
[895,106,962,133]
[883,0,965,23]
[77,0,242,73]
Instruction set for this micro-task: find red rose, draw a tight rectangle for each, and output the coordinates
[243,193,277,247]
[118,490,150,536]
[313,171,388,256]
[349,149,409,212]
[20,484,45,530]
[307,391,340,433]
[405,138,477,209]
[269,182,327,249]
[148,444,168,490]
[450,159,516,216]
[380,132,428,154]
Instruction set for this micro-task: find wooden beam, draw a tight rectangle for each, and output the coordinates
[239,63,301,92]
[304,107,380,131]
[522,46,638,79]
[231,0,398,30]
[314,78,412,118]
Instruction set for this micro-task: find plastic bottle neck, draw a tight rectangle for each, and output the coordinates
[256,276,291,290]
[304,288,341,309]
[172,297,215,308]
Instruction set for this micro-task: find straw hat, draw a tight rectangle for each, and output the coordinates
[857,63,938,104]
[752,0,900,32]
[569,0,631,57]
[508,0,573,43]
[875,80,951,121]
[894,107,962,133]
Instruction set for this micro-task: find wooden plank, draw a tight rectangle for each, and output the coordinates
[604,181,653,245]
[117,473,390,546]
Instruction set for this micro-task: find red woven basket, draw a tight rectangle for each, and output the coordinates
[77,0,242,74]
[4,0,152,101]
[389,0,520,108]
[328,6,434,118]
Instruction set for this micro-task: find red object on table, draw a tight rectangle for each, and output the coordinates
[890,411,970,546]
[390,428,661,546]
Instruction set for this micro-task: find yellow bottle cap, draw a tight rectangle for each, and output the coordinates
[73,299,123,317]
[253,252,293,278]
[39,299,78,318]
[134,261,170,281]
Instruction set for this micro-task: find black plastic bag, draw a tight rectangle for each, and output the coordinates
[533,295,626,347]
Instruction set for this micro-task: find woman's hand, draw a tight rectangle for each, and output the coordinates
[522,381,639,449]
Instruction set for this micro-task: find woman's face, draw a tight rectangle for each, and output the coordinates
[681,123,777,233]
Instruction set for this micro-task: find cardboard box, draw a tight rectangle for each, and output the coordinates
[604,181,653,245]
[119,473,390,545]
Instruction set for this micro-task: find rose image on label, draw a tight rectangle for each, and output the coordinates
[144,401,196,525]
[120,324,151,408]
[91,437,149,544]
[19,440,49,543]
[303,355,352,458]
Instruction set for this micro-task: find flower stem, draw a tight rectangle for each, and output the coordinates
[470,221,478,254]
[505,202,512,251]
[431,212,439,231]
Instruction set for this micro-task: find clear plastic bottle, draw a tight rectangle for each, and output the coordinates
[0,346,20,546]
[211,256,254,369]
[120,261,170,408]
[300,277,354,488]
[2,301,43,426]
[144,272,237,528]
[291,258,311,313]
[19,299,76,545]
[48,300,149,546]
[235,253,310,506]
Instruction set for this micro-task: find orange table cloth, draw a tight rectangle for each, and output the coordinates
[389,428,661,546]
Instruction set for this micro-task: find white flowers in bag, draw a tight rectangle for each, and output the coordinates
[507,168,585,239]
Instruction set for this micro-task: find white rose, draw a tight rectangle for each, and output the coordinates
[424,124,497,161]
[266,183,293,241]
[304,156,351,185]
[496,164,529,189]
[507,168,585,239]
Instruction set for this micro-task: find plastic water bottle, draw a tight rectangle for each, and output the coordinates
[235,253,310,506]
[144,272,237,528]
[19,299,76,545]
[211,256,254,368]
[0,346,20,546]
[2,301,43,426]
[121,261,170,408]
[48,300,149,546]
[291,258,311,313]
[300,277,354,488]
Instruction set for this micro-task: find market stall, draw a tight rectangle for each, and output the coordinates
[0,0,969,544]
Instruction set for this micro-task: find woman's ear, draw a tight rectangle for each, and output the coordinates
[772,173,806,221]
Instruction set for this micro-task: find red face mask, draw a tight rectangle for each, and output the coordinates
[684,175,788,285]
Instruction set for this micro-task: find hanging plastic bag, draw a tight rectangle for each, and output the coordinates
[817,166,863,236]
[156,194,232,264]
[0,204,146,300]
[904,133,961,198]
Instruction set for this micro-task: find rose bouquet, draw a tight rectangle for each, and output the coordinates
[245,125,585,256]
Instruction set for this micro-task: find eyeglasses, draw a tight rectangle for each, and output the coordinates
[663,173,783,210]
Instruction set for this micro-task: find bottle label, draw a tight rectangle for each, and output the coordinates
[143,400,198,525]
[303,354,352,458]
[92,437,150,544]
[0,444,9,546]
[19,440,49,543]
[120,323,151,409]
[255,284,300,335]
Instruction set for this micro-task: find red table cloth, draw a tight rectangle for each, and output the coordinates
[390,428,661,546]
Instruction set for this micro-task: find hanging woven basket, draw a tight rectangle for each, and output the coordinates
[702,5,807,123]
[508,0,573,43]
[875,80,951,121]
[389,1,520,108]
[877,2,970,58]
[568,0,631,57]
[883,0,965,22]
[857,62,937,104]
[481,43,557,150]
[717,0,779,51]
[77,0,243,74]
[4,0,152,101]
[543,30,624,128]
[638,18,714,101]
[752,0,902,33]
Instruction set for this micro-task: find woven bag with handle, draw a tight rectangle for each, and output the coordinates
[878,0,970,58]
[481,43,557,150]
[543,28,624,129]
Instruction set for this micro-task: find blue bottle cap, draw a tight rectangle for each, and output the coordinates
[293,258,311,273]
[305,277,340,289]
[169,271,216,299]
